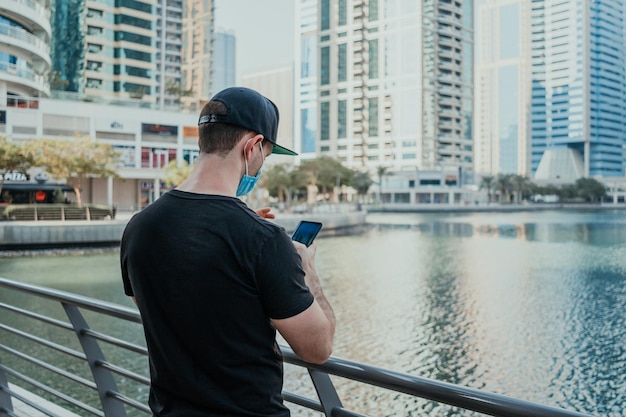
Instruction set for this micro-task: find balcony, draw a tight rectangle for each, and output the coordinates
[2,0,51,38]
[0,22,51,70]
[0,61,49,96]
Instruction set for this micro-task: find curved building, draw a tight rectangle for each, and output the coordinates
[0,0,51,98]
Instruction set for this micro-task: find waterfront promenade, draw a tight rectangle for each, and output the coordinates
[0,207,367,250]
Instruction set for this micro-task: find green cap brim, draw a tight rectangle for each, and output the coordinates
[272,143,298,156]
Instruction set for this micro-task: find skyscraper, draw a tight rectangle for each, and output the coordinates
[211,30,235,95]
[47,0,212,108]
[531,0,626,180]
[474,0,531,176]
[51,0,157,103]
[181,0,213,106]
[0,0,51,100]
[296,0,474,179]
[156,0,183,109]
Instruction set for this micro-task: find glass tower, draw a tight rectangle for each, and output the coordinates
[531,0,626,179]
[475,0,531,176]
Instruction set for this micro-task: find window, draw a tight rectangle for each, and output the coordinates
[115,14,152,30]
[338,0,347,26]
[369,0,379,21]
[368,98,379,137]
[115,31,152,46]
[321,0,330,30]
[87,26,103,36]
[87,8,104,18]
[320,102,330,141]
[115,0,152,14]
[87,43,103,53]
[321,46,330,85]
[338,100,347,138]
[338,44,347,82]
[301,107,317,153]
[368,39,379,79]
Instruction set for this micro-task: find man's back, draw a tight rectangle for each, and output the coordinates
[121,190,314,417]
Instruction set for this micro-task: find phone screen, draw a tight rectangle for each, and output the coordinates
[291,221,323,247]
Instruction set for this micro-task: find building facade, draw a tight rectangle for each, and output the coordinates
[49,0,157,103]
[0,0,51,101]
[211,30,235,95]
[1,94,199,210]
[181,0,213,105]
[46,0,212,109]
[296,0,474,184]
[474,0,531,177]
[531,0,626,180]
[242,65,295,167]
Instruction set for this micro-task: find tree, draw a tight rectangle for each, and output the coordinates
[0,137,38,196]
[511,174,532,203]
[575,177,607,203]
[261,163,294,208]
[32,137,120,206]
[495,174,513,203]
[350,171,373,201]
[165,80,193,99]
[479,175,495,203]
[162,159,193,188]
[298,157,352,202]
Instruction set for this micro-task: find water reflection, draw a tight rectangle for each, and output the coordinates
[1,210,626,416]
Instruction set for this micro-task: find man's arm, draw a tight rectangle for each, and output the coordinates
[272,242,336,364]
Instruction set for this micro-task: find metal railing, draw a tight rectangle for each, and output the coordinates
[0,277,594,417]
[1,204,115,221]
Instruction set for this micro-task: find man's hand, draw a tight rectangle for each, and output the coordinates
[255,207,275,219]
[271,240,336,364]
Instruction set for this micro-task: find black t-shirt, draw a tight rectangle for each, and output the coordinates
[120,190,314,417]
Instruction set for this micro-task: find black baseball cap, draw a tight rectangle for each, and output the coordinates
[198,87,298,156]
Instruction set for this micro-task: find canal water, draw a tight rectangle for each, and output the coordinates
[1,209,625,416]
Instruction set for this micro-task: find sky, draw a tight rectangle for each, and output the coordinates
[213,0,296,82]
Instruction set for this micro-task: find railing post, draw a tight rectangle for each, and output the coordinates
[0,364,14,416]
[62,304,127,417]
[308,369,343,417]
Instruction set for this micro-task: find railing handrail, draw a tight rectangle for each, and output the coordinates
[0,277,595,417]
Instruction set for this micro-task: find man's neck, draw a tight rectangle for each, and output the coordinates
[176,153,240,196]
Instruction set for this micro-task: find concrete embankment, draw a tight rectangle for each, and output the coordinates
[366,202,626,213]
[0,210,367,250]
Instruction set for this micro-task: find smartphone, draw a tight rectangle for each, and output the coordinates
[291,221,323,247]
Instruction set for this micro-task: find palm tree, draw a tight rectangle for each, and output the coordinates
[377,166,388,204]
[495,174,514,203]
[511,174,531,203]
[479,175,495,203]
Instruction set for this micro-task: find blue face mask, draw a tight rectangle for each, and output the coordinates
[236,143,264,197]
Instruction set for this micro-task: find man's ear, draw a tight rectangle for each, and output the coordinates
[243,134,264,157]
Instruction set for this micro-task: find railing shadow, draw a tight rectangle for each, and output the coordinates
[0,277,593,417]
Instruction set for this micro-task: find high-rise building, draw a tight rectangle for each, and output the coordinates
[50,0,157,104]
[531,0,626,180]
[295,0,474,181]
[242,65,295,166]
[181,0,213,106]
[211,30,235,95]
[0,0,51,101]
[156,0,183,109]
[47,0,212,109]
[474,0,531,177]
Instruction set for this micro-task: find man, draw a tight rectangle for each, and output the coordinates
[120,87,336,417]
